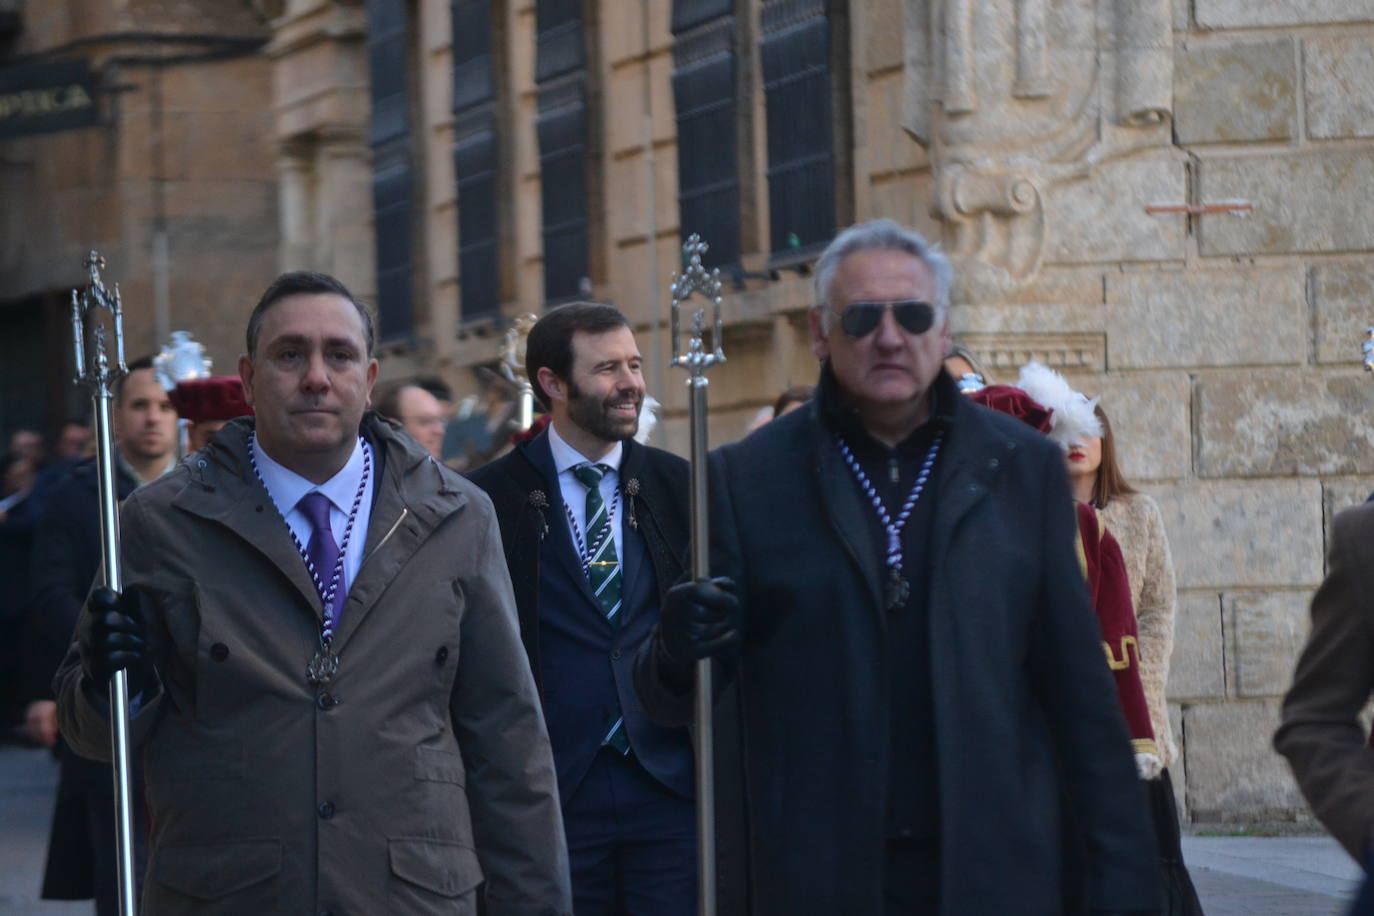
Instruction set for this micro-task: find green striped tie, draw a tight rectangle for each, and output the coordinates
[572,462,630,755]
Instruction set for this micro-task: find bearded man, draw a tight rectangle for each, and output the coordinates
[468,302,695,915]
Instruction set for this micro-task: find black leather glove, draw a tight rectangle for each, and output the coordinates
[658,577,741,667]
[79,586,152,697]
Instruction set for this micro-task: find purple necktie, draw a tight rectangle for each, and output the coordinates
[298,491,344,621]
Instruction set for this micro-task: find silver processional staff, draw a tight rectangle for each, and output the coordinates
[669,234,725,916]
[69,251,138,916]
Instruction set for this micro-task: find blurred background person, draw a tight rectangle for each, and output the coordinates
[1067,399,1201,915]
[745,384,815,434]
[0,451,41,733]
[167,375,254,453]
[943,342,988,393]
[53,421,93,463]
[20,355,173,914]
[374,379,447,459]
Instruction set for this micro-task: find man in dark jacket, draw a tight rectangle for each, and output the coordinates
[636,219,1160,915]
[469,302,695,914]
[24,356,177,914]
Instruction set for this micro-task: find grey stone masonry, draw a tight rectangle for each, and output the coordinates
[1307,37,1374,140]
[1196,372,1374,477]
[1075,372,1191,481]
[1314,264,1374,366]
[1105,268,1305,369]
[1183,700,1307,821]
[1045,153,1187,264]
[1323,480,1374,572]
[1195,1,1374,29]
[1170,592,1227,701]
[1197,151,1374,256]
[1174,39,1297,145]
[1153,480,1324,589]
[1225,592,1311,698]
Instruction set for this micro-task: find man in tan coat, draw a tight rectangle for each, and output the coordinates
[55,271,571,914]
[1276,500,1374,866]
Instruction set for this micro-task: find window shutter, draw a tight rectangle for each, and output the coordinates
[672,3,739,268]
[451,0,501,320]
[367,0,414,340]
[535,1,589,304]
[760,0,835,259]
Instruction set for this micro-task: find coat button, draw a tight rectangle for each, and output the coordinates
[435,645,448,664]
[610,649,622,661]
[209,643,229,662]
[318,693,336,710]
[318,801,335,819]
[987,458,999,470]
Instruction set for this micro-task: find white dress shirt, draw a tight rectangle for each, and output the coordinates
[548,421,624,563]
[251,434,375,599]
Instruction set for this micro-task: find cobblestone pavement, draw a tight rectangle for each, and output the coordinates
[0,743,1364,914]
[1184,834,1360,916]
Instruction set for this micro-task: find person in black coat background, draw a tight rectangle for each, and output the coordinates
[636,219,1160,915]
[22,358,176,914]
[468,302,695,914]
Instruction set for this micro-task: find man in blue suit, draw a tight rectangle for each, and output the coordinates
[468,302,693,914]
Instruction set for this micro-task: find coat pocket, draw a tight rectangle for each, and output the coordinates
[152,839,282,900]
[415,745,466,785]
[389,837,483,899]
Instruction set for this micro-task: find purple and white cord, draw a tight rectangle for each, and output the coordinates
[836,431,943,582]
[248,432,370,647]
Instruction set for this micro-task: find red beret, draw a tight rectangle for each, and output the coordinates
[168,376,253,423]
[968,384,1053,435]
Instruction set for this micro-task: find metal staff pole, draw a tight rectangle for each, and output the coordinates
[70,251,137,916]
[669,234,726,916]
[500,313,540,432]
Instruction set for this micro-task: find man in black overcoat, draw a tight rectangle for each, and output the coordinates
[635,219,1160,915]
[468,302,695,913]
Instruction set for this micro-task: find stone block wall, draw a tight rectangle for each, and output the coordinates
[1084,6,1374,823]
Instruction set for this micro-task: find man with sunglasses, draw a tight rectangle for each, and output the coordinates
[635,219,1160,914]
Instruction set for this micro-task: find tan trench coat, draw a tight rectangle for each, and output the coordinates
[1276,499,1374,862]
[55,416,571,915]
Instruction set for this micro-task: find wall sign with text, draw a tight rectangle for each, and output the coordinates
[0,59,100,140]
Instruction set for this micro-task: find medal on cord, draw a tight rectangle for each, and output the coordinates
[836,432,943,610]
[248,432,371,686]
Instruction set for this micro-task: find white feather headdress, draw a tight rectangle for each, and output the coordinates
[1016,361,1101,448]
[634,395,661,445]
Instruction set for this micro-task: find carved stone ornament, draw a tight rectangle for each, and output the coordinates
[903,0,1174,293]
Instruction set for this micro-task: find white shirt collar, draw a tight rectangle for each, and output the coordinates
[252,435,367,516]
[547,420,623,477]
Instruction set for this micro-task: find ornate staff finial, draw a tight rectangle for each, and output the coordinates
[154,331,213,391]
[71,249,127,390]
[670,234,726,374]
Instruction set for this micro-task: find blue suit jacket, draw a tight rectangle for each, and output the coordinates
[469,431,693,803]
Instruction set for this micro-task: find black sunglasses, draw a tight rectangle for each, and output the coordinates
[835,300,937,339]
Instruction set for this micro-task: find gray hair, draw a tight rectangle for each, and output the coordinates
[812,219,953,331]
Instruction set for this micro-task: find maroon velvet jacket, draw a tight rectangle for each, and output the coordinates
[1077,502,1157,757]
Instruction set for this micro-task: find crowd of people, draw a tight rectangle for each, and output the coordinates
[0,217,1272,915]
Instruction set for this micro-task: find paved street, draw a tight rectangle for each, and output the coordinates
[0,743,1362,913]
[1,744,86,915]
